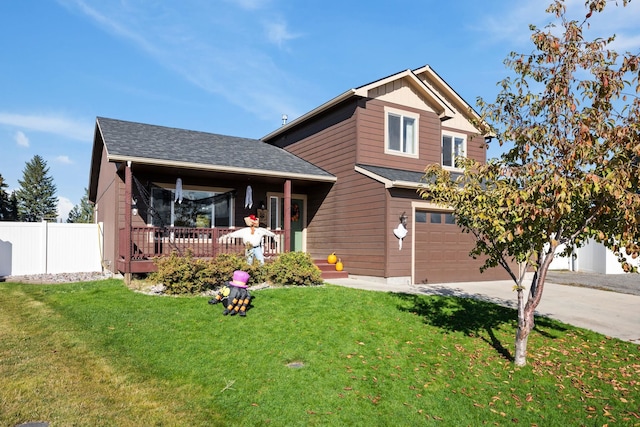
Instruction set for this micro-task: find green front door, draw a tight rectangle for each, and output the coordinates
[282,198,304,252]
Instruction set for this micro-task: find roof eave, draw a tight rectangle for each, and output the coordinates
[262,89,357,141]
[354,165,425,189]
[108,155,337,183]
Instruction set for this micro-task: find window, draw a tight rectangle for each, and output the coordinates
[415,211,427,223]
[385,107,418,156]
[442,132,466,168]
[150,186,233,228]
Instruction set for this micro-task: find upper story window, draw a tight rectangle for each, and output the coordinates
[442,132,466,169]
[385,107,419,157]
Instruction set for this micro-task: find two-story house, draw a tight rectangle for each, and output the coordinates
[89,65,509,284]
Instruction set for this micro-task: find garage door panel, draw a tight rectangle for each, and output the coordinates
[415,210,511,284]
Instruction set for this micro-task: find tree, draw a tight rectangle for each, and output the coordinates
[67,188,94,223]
[420,0,640,366]
[15,155,58,222]
[0,173,12,221]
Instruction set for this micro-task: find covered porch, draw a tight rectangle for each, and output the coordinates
[118,225,285,273]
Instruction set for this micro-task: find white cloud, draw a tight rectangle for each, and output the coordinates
[59,0,304,124]
[0,112,93,142]
[57,196,75,221]
[264,19,301,48]
[55,155,73,164]
[15,131,29,147]
[479,0,640,51]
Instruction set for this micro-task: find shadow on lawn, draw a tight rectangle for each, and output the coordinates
[393,289,566,362]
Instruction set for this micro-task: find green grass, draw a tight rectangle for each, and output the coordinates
[1,279,638,426]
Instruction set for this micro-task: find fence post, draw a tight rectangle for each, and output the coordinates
[42,220,49,274]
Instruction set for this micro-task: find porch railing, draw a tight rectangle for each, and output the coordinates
[119,227,285,261]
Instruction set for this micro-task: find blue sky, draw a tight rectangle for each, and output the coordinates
[1,0,639,220]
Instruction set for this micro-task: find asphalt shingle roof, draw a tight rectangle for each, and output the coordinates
[356,164,427,184]
[97,117,334,179]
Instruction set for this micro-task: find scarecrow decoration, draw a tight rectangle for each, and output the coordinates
[209,270,252,317]
[218,215,276,265]
[393,211,408,250]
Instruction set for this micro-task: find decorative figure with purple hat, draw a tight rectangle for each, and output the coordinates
[215,270,251,316]
[218,214,276,265]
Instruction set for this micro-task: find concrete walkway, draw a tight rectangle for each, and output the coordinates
[328,273,640,344]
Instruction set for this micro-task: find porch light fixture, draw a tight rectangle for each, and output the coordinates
[132,197,138,216]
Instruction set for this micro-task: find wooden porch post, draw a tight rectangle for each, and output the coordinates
[284,179,291,253]
[124,161,132,284]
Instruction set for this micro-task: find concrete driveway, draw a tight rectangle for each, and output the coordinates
[329,271,640,344]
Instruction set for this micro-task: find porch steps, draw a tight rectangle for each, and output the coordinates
[314,259,349,281]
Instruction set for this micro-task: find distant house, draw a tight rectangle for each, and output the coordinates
[89,65,511,284]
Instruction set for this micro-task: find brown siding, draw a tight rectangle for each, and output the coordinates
[94,146,120,273]
[356,99,442,172]
[385,188,422,278]
[283,102,389,277]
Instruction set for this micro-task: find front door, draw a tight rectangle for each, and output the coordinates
[267,193,306,252]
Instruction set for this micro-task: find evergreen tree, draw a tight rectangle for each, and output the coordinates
[15,155,58,222]
[67,188,94,223]
[5,191,18,221]
[0,173,12,221]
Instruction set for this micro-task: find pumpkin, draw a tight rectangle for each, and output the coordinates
[327,252,337,264]
[335,259,344,271]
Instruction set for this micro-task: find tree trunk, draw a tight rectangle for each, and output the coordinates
[514,290,537,366]
[513,249,555,366]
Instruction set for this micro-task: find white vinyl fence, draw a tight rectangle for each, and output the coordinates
[0,222,103,276]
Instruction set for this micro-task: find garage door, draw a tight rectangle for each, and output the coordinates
[414,210,511,284]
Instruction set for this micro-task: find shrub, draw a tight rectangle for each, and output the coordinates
[151,252,270,294]
[149,250,210,294]
[266,251,323,287]
[203,253,265,290]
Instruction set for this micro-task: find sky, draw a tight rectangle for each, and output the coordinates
[1,0,639,220]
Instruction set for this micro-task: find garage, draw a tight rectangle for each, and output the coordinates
[414,210,512,284]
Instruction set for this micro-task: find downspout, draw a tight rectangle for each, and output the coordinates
[284,179,291,252]
[124,161,132,282]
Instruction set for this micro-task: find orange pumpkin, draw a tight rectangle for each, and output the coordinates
[327,252,337,264]
[335,259,344,271]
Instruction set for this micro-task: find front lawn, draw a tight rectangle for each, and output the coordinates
[1,279,638,426]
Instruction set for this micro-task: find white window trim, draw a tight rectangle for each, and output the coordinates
[441,130,467,171]
[384,106,419,159]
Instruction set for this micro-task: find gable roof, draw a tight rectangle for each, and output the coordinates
[262,65,475,142]
[90,116,335,184]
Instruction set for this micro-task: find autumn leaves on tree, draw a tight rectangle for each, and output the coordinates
[420,0,640,366]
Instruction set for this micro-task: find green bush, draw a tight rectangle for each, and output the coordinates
[266,251,323,287]
[149,250,210,295]
[151,252,267,294]
[151,250,321,294]
[203,253,267,289]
